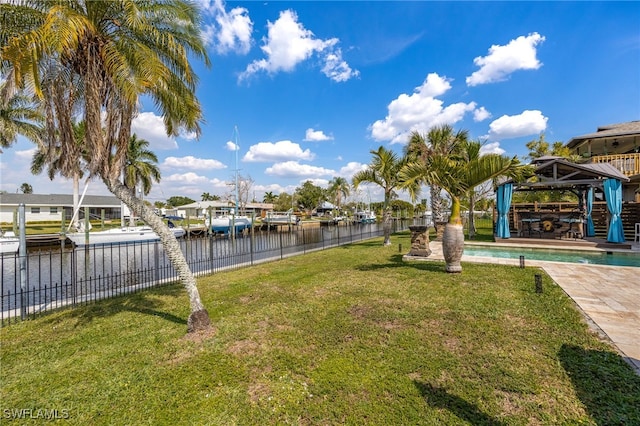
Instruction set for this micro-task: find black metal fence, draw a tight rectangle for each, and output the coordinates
[1,220,413,325]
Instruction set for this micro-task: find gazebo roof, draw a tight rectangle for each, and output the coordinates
[509,157,629,191]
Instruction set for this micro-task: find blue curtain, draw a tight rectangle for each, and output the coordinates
[604,179,625,243]
[496,183,513,238]
[586,187,595,237]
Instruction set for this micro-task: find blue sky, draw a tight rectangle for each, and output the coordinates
[1,0,639,205]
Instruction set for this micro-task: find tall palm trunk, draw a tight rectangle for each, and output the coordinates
[383,205,392,246]
[430,185,444,222]
[105,179,210,332]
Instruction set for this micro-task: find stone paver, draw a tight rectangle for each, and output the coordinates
[409,241,640,375]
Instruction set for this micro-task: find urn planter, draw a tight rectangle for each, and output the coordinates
[442,223,464,273]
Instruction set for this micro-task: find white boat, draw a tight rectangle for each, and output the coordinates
[66,226,186,246]
[206,214,252,235]
[264,209,299,226]
[354,210,376,224]
[0,231,20,254]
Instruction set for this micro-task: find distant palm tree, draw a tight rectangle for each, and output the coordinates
[201,192,218,201]
[19,183,33,194]
[3,0,211,332]
[263,191,278,204]
[31,120,87,230]
[124,135,160,197]
[327,177,351,211]
[353,146,417,246]
[123,134,160,225]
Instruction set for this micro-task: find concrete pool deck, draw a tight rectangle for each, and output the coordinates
[408,241,640,375]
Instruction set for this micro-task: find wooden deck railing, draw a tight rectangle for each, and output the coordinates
[590,153,640,176]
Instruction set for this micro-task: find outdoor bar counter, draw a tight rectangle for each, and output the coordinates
[516,209,584,239]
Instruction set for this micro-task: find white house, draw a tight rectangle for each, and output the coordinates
[0,193,124,224]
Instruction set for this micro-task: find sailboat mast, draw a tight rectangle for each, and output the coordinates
[234,125,239,214]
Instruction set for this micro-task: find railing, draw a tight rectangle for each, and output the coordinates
[590,153,640,176]
[1,220,418,325]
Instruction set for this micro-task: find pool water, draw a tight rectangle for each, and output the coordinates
[464,245,640,267]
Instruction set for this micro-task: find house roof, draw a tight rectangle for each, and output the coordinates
[0,193,121,207]
[567,120,640,150]
[534,157,630,182]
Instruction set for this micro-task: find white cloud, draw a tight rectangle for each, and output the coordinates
[479,141,505,155]
[488,110,548,140]
[162,156,227,170]
[243,140,315,162]
[473,106,491,122]
[14,148,36,160]
[369,73,477,144]
[321,48,360,82]
[226,141,239,151]
[303,128,333,142]
[131,112,178,150]
[239,10,357,82]
[201,0,253,54]
[265,161,335,178]
[466,33,545,86]
[337,162,368,179]
[163,172,213,185]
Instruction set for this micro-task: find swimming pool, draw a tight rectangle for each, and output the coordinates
[463,245,640,267]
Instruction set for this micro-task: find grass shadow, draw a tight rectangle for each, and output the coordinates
[40,283,187,328]
[558,344,640,423]
[414,381,507,426]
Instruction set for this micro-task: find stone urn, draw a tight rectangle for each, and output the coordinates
[442,223,464,273]
[407,225,431,257]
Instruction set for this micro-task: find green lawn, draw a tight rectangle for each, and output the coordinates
[1,233,638,425]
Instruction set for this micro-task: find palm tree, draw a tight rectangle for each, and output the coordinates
[404,125,469,227]
[31,120,87,231]
[327,177,350,212]
[263,191,278,204]
[19,182,33,194]
[401,138,530,272]
[2,0,211,332]
[124,134,160,225]
[0,80,43,152]
[352,146,417,246]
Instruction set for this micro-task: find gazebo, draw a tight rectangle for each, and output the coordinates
[496,156,630,243]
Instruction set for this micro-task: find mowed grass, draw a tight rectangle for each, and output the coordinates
[1,233,638,425]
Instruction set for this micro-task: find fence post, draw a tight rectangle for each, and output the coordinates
[18,204,27,320]
[280,231,284,259]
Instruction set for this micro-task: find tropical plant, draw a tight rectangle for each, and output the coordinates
[2,0,211,332]
[401,138,531,272]
[201,192,220,202]
[0,79,43,152]
[31,120,87,230]
[19,182,32,194]
[124,135,160,198]
[263,191,278,204]
[404,125,469,225]
[327,176,351,211]
[353,146,418,246]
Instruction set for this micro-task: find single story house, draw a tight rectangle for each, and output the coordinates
[0,193,127,224]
